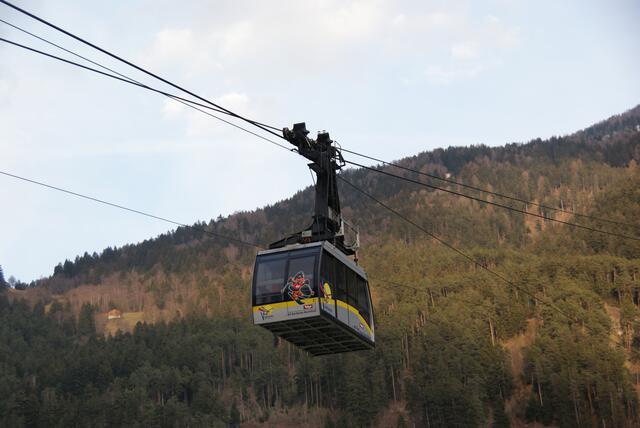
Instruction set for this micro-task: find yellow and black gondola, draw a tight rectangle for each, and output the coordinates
[251,122,375,355]
[252,241,374,356]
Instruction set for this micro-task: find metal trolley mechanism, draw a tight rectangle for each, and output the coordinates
[251,123,375,356]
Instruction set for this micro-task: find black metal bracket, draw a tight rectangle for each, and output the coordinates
[269,123,356,256]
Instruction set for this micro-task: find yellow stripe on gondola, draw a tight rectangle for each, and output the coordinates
[253,298,372,337]
[333,299,373,337]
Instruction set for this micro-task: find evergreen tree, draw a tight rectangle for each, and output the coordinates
[396,414,407,428]
[229,401,240,428]
[493,402,511,428]
[77,303,96,336]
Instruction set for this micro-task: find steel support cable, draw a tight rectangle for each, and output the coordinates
[2,2,634,232]
[337,175,583,323]
[0,22,221,113]
[0,32,630,326]
[178,119,637,354]
[2,112,634,358]
[4,169,630,356]
[369,278,499,341]
[369,276,496,312]
[0,170,264,249]
[341,148,639,230]
[338,176,640,356]
[0,169,491,313]
[0,37,294,153]
[0,18,280,132]
[345,160,640,242]
[0,3,634,353]
[7,12,629,236]
[0,0,284,136]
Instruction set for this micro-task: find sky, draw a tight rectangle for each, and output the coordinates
[1,0,639,282]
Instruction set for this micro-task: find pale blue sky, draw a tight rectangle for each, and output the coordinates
[1,0,639,281]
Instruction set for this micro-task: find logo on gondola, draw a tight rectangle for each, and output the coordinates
[320,281,336,316]
[322,282,332,300]
[282,271,315,305]
[257,305,273,320]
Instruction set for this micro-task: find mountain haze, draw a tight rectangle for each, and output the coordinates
[2,105,640,427]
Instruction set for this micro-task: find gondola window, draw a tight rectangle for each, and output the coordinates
[254,255,287,305]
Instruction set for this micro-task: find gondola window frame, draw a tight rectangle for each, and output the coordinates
[253,252,288,306]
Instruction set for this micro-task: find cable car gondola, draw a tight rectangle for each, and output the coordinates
[251,123,375,355]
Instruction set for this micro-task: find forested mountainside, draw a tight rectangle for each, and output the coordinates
[2,105,640,427]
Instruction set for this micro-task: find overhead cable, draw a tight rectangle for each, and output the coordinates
[0,170,264,249]
[0,18,281,132]
[345,160,640,242]
[3,12,632,237]
[341,175,640,361]
[2,0,636,358]
[2,1,633,233]
[0,0,284,137]
[337,175,584,324]
[0,36,293,153]
[342,148,638,230]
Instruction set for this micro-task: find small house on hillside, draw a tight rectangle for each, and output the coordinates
[107,309,122,320]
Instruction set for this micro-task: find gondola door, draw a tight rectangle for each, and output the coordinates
[320,250,337,318]
[333,258,349,326]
